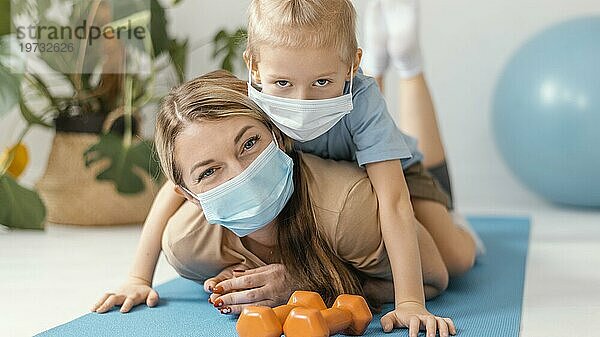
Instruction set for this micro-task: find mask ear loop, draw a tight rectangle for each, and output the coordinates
[179,184,200,202]
[271,130,280,147]
[248,56,254,86]
[347,62,355,94]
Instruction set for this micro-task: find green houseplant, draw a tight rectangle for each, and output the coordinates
[0,0,187,229]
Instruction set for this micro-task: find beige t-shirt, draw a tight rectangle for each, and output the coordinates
[161,153,392,282]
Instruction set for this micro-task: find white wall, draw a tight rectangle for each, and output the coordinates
[2,0,600,211]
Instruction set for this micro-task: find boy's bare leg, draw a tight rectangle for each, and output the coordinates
[374,75,385,91]
[363,218,449,308]
[411,199,476,277]
[399,74,446,168]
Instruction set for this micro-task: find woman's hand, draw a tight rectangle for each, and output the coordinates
[207,264,294,315]
[203,264,247,294]
[91,276,159,314]
[380,301,456,337]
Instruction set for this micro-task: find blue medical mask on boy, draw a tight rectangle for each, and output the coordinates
[247,59,354,142]
[180,133,294,237]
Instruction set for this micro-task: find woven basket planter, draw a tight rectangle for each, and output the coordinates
[36,114,159,226]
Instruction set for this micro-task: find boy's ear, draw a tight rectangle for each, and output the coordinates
[243,50,261,83]
[243,50,251,69]
[350,48,363,78]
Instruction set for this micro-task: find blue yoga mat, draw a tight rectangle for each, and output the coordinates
[37,216,530,337]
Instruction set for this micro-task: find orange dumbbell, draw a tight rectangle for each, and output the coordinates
[236,291,327,337]
[283,294,372,337]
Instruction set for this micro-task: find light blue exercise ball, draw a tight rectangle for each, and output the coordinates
[493,16,600,207]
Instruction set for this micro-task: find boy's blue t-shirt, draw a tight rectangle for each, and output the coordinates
[294,72,423,169]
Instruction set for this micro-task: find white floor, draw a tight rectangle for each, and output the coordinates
[1,202,599,337]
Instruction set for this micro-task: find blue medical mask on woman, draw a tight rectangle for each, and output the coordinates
[247,59,354,142]
[180,133,294,237]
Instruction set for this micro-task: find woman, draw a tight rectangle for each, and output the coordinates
[155,70,453,315]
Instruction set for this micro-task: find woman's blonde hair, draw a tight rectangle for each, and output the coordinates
[246,0,358,65]
[155,70,363,305]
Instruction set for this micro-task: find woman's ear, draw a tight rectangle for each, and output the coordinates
[174,185,200,206]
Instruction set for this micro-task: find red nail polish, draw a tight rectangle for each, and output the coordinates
[232,269,245,273]
[213,286,224,294]
[220,306,232,314]
[214,299,224,308]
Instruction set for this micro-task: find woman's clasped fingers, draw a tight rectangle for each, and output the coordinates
[214,271,268,295]
[204,264,247,294]
[212,287,268,309]
[216,299,276,316]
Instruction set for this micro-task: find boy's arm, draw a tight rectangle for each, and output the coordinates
[365,160,425,307]
[128,180,185,285]
[366,159,456,336]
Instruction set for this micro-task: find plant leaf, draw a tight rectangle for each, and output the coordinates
[83,133,161,194]
[211,27,247,74]
[0,174,46,230]
[19,98,52,127]
[168,38,187,83]
[0,0,11,36]
[150,0,170,57]
[0,64,20,116]
[0,35,23,116]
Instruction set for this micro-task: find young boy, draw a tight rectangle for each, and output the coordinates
[93,1,478,336]
[241,0,474,335]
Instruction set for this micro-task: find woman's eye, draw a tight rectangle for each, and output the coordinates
[275,80,290,88]
[244,136,259,150]
[197,168,216,182]
[314,79,330,87]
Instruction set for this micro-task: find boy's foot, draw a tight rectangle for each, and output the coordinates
[361,0,389,77]
[451,211,487,257]
[381,0,423,78]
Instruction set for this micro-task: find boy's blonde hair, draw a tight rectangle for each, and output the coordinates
[247,0,358,66]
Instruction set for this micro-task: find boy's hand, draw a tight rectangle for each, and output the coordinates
[91,276,159,314]
[380,301,456,337]
[208,264,294,315]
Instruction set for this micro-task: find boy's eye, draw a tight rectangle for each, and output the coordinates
[275,80,290,88]
[314,79,330,87]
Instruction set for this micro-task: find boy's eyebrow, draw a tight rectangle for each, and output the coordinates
[314,71,337,78]
[264,73,292,79]
[265,71,337,79]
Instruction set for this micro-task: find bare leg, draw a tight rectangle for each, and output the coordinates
[399,74,446,168]
[363,218,448,309]
[375,72,454,203]
[412,198,476,277]
[374,75,385,92]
